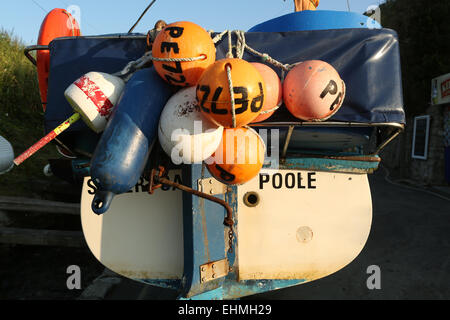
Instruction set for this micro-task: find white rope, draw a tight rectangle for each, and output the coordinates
[211,29,297,126]
[226,64,237,128]
[259,100,282,115]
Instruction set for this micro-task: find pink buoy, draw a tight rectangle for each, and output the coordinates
[283,60,346,121]
[250,63,282,123]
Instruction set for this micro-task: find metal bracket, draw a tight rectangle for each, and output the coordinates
[200,259,229,283]
[197,178,227,195]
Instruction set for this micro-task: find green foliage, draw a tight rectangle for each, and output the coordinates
[380,0,450,116]
[0,29,59,197]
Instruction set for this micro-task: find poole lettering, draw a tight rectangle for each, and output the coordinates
[259,172,317,190]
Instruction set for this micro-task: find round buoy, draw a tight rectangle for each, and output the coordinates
[250,63,282,123]
[283,60,346,121]
[64,72,125,133]
[197,58,266,128]
[152,21,216,87]
[206,127,265,185]
[158,87,224,164]
[37,8,81,111]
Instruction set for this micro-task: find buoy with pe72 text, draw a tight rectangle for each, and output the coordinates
[197,58,266,128]
[206,127,266,186]
[158,87,224,164]
[250,62,282,123]
[283,60,346,121]
[152,21,216,87]
[90,67,172,215]
[37,8,81,112]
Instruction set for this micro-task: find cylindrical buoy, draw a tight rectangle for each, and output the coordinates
[152,21,216,87]
[250,63,282,123]
[283,60,346,121]
[90,67,172,215]
[64,72,126,133]
[206,127,265,185]
[197,58,266,128]
[37,8,81,111]
[0,136,14,175]
[158,87,224,164]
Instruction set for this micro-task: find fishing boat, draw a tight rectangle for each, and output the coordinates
[23,8,404,300]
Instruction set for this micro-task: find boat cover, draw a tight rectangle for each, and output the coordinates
[44,28,405,141]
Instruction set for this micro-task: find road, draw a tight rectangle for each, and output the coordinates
[82,169,450,300]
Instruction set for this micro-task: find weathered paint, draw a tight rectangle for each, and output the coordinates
[278,156,380,174]
[180,164,229,298]
[138,279,182,291]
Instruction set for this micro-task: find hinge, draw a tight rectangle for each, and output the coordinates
[197,177,227,195]
[200,259,229,283]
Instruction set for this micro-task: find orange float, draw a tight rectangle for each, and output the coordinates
[250,63,282,123]
[197,58,266,128]
[283,60,346,121]
[37,8,81,112]
[152,21,216,87]
[206,127,265,185]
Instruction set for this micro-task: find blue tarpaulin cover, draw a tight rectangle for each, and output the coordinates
[45,28,405,150]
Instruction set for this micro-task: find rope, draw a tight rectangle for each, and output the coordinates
[113,52,206,80]
[225,31,237,128]
[149,54,206,63]
[213,30,293,72]
[226,64,237,128]
[211,29,296,127]
[259,100,282,115]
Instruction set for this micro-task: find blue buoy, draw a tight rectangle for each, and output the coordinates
[90,67,172,214]
[249,10,381,32]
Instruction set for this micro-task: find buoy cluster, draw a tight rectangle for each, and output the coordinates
[16,17,347,214]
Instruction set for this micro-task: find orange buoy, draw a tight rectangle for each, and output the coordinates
[197,58,266,128]
[152,21,216,87]
[283,60,346,121]
[206,127,265,185]
[37,8,81,112]
[250,63,282,123]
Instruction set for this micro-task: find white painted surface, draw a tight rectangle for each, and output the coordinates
[237,169,372,281]
[81,172,184,280]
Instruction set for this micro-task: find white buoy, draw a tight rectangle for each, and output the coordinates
[0,136,14,174]
[158,87,224,164]
[64,72,125,133]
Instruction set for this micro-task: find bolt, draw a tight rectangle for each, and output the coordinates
[210,189,214,194]
[212,264,216,269]
[201,277,206,282]
[212,274,216,279]
[201,266,205,272]
[209,179,213,184]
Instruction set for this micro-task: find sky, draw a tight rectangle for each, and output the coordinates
[1,0,385,45]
